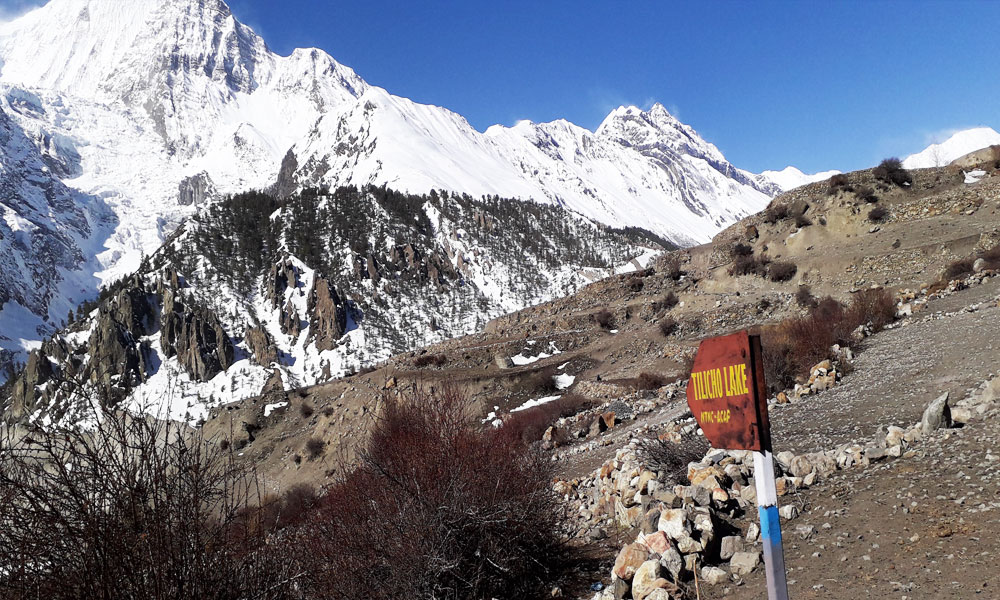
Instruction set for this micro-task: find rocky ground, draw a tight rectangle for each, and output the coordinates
[182,157,1000,597]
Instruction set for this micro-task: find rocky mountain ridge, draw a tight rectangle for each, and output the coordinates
[0,0,780,371]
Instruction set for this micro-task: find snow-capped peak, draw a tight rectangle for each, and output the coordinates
[758,165,841,192]
[902,127,1000,169]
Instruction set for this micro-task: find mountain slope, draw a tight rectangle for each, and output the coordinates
[903,127,1000,169]
[4,185,666,424]
[0,0,772,373]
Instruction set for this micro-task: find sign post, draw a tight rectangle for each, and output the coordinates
[686,331,789,600]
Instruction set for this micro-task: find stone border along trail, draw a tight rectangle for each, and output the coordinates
[766,275,1000,456]
[569,274,1000,599]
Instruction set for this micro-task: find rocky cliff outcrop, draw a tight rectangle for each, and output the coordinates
[160,287,235,381]
[308,276,347,351]
[245,324,278,366]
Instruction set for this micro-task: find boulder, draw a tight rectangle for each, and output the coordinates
[973,258,987,273]
[729,550,761,576]
[701,566,729,585]
[657,509,689,540]
[720,535,743,560]
[612,543,649,580]
[643,531,671,555]
[631,560,663,600]
[920,392,952,434]
[658,545,684,580]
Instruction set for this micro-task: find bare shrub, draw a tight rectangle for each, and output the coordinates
[661,254,683,280]
[299,387,566,599]
[594,308,614,329]
[635,371,667,390]
[768,261,798,282]
[414,353,448,368]
[731,243,754,257]
[980,245,1000,269]
[729,254,769,277]
[873,157,912,186]
[627,276,644,292]
[846,288,896,332]
[944,257,975,280]
[518,366,559,396]
[764,203,789,224]
[795,285,817,308]
[827,173,851,194]
[305,437,326,459]
[658,317,678,337]
[300,402,315,418]
[761,290,895,391]
[636,435,711,484]
[868,205,889,222]
[855,185,878,203]
[652,292,678,313]
[0,411,298,600]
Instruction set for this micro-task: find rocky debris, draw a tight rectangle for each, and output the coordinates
[308,276,348,351]
[160,288,235,381]
[245,325,278,366]
[728,551,761,576]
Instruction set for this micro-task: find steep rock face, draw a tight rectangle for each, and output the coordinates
[178,172,217,206]
[160,287,235,381]
[245,325,278,366]
[308,277,347,352]
[87,311,148,390]
[266,259,300,309]
[9,349,54,418]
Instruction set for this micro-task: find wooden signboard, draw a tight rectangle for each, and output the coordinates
[685,330,770,452]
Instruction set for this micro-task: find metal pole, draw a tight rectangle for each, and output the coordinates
[753,450,789,600]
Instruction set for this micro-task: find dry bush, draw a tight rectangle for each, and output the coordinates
[636,435,711,484]
[795,285,817,308]
[414,353,448,368]
[827,173,851,194]
[764,203,789,224]
[594,308,614,329]
[0,411,298,600]
[652,292,679,313]
[299,387,567,600]
[627,276,645,293]
[868,205,889,222]
[980,245,1000,269]
[731,243,754,257]
[944,258,974,280]
[855,185,878,203]
[873,157,912,186]
[659,317,678,337]
[305,437,326,459]
[729,254,769,277]
[517,366,559,396]
[635,372,668,390]
[661,254,684,280]
[767,261,798,282]
[761,289,895,391]
[300,402,315,418]
[846,288,897,332]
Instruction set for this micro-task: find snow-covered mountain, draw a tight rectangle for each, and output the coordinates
[757,166,840,192]
[0,0,773,375]
[902,127,1000,169]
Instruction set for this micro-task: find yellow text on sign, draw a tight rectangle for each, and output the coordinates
[690,363,749,401]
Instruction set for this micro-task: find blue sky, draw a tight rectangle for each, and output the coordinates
[5,0,999,174]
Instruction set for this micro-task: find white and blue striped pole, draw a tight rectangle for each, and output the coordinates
[753,449,789,600]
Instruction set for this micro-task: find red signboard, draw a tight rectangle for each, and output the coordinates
[686,330,771,452]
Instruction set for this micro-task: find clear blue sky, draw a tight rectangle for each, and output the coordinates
[6,0,1000,174]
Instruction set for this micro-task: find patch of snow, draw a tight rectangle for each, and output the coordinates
[554,373,576,390]
[264,401,288,417]
[964,169,986,184]
[511,395,561,413]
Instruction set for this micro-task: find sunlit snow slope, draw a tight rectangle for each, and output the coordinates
[902,127,1000,169]
[0,0,773,366]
